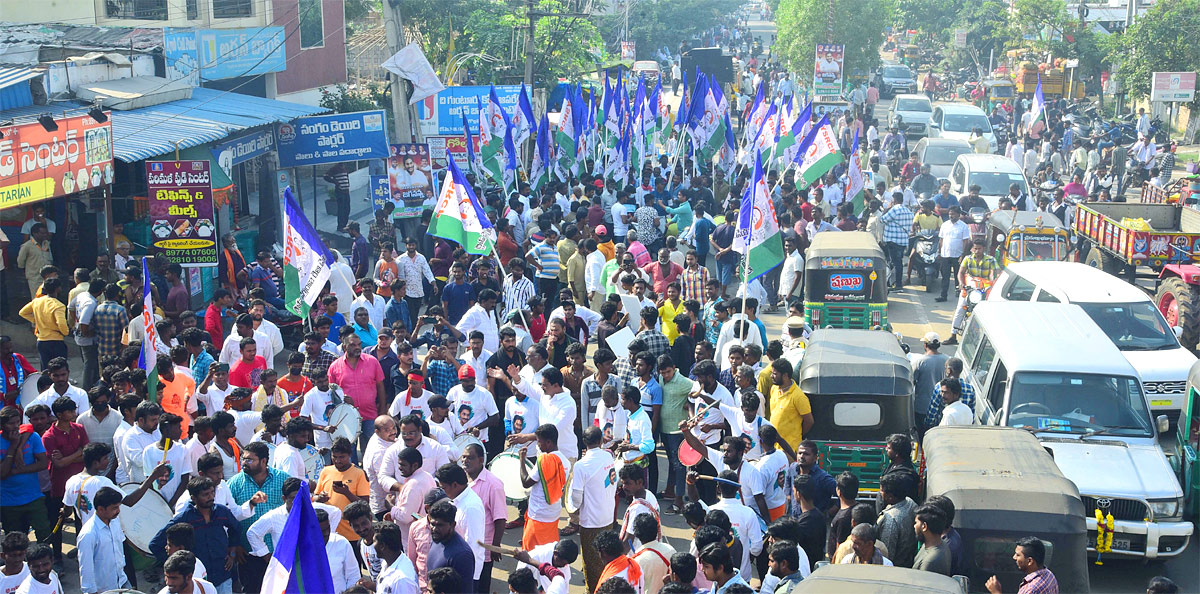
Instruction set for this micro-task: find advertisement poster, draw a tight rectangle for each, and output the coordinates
[813,43,845,98]
[369,175,391,212]
[276,110,390,167]
[146,160,218,266]
[0,113,113,209]
[211,129,274,176]
[415,85,522,137]
[387,144,434,219]
[427,135,480,171]
[164,27,287,83]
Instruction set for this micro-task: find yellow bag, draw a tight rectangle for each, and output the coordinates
[1120,217,1153,231]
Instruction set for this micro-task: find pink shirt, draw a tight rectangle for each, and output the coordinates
[407,517,434,589]
[391,468,436,546]
[469,468,507,545]
[328,353,384,418]
[641,261,683,296]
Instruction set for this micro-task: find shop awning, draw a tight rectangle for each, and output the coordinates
[0,66,44,89]
[108,87,328,162]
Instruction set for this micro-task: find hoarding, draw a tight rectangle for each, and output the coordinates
[415,85,522,137]
[0,113,113,209]
[813,43,845,99]
[164,27,287,83]
[387,143,434,219]
[1151,72,1196,103]
[146,160,218,266]
[276,110,390,167]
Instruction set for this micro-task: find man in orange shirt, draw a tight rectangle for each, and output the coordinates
[276,353,314,418]
[315,437,370,547]
[156,353,196,438]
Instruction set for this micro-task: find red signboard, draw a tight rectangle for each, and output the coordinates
[0,113,113,209]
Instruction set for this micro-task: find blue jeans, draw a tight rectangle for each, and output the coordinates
[662,433,687,501]
[214,579,234,594]
[883,242,907,288]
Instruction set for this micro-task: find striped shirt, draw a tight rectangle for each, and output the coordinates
[502,276,536,318]
[681,266,709,304]
[879,205,915,245]
[528,241,560,280]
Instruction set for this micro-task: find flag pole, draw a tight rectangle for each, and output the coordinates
[489,241,531,332]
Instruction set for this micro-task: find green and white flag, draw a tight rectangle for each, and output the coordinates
[428,157,496,255]
[555,92,577,180]
[1030,74,1046,128]
[283,188,333,318]
[733,151,785,281]
[794,114,844,188]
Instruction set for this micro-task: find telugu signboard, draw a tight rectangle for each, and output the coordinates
[146,160,218,266]
[276,110,390,168]
[427,135,480,171]
[1151,72,1196,103]
[369,175,391,213]
[415,85,522,137]
[211,129,274,176]
[164,27,287,83]
[387,143,434,219]
[0,113,113,209]
[813,43,845,99]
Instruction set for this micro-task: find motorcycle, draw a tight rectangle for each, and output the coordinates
[961,275,994,320]
[911,229,940,292]
[965,207,990,243]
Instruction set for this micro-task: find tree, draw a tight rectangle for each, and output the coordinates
[775,0,893,83]
[607,0,740,60]
[462,0,603,86]
[894,0,958,41]
[1104,0,1200,110]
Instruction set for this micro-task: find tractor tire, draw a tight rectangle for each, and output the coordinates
[1156,277,1200,352]
[1084,245,1122,276]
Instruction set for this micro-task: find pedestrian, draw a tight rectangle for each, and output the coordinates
[878,193,914,289]
[876,472,918,568]
[910,332,948,428]
[913,504,952,575]
[19,277,68,369]
[985,537,1059,594]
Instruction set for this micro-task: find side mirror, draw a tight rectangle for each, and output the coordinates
[1173,326,1183,339]
[1157,414,1170,434]
[929,122,940,129]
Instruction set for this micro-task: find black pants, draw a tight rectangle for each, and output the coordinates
[36,340,67,371]
[239,554,268,593]
[405,295,424,331]
[336,191,351,230]
[478,561,493,593]
[938,256,960,298]
[539,277,559,311]
[883,242,907,288]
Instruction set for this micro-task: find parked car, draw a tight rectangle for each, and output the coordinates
[912,137,972,181]
[960,301,1193,560]
[873,63,916,98]
[887,94,933,138]
[989,261,1196,424]
[929,103,996,153]
[947,153,1029,210]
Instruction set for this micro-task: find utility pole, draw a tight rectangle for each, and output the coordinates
[524,0,536,86]
[382,0,416,143]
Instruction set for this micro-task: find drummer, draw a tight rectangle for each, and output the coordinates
[0,336,35,408]
[515,424,571,552]
[297,369,342,450]
[678,414,771,522]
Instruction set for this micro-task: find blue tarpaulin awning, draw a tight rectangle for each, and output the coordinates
[0,66,44,110]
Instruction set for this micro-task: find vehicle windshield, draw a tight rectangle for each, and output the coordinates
[1013,234,1068,261]
[896,98,931,112]
[1076,302,1180,351]
[924,145,972,165]
[943,113,992,133]
[883,66,912,79]
[1006,372,1154,437]
[989,85,1015,98]
[969,171,1027,196]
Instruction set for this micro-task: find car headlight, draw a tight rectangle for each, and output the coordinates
[1148,498,1182,520]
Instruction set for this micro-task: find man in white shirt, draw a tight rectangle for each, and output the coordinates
[681,411,770,521]
[26,360,88,420]
[707,469,765,577]
[318,508,361,593]
[938,378,974,426]
[447,365,499,445]
[362,415,398,517]
[459,333,493,389]
[571,427,618,592]
[269,418,310,479]
[935,206,971,302]
[218,314,275,368]
[248,301,284,366]
[350,279,388,332]
[887,180,918,209]
[616,386,655,468]
[1135,107,1151,138]
[515,422,572,552]
[434,462,487,585]
[503,365,579,460]
[454,290,501,354]
[370,523,418,594]
[76,485,130,593]
[119,402,162,483]
[584,242,609,312]
[778,236,804,307]
[174,452,259,519]
[298,372,342,450]
[69,281,101,387]
[378,415,452,495]
[246,478,341,557]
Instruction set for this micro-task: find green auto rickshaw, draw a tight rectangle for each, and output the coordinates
[1171,360,1200,520]
[796,328,915,499]
[924,426,1091,593]
[803,231,889,330]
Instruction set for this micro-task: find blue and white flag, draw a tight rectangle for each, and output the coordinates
[283,188,334,319]
[260,481,335,594]
[138,256,159,370]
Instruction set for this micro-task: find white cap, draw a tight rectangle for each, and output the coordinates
[922,331,941,344]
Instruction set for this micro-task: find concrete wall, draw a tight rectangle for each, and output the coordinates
[3,0,269,29]
[271,0,347,97]
[43,55,157,95]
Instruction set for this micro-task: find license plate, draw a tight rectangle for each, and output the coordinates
[1091,537,1131,551]
[1150,399,1173,407]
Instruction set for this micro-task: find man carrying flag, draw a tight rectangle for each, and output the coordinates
[793,114,844,188]
[845,131,867,214]
[733,151,785,290]
[259,481,337,593]
[428,157,497,256]
[139,256,162,400]
[1024,75,1047,140]
[283,188,334,320]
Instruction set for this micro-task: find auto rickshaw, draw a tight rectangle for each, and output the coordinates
[802,231,889,330]
[796,329,914,498]
[982,79,1016,109]
[1171,360,1200,520]
[794,565,968,593]
[987,210,1071,266]
[924,426,1091,593]
[900,44,920,67]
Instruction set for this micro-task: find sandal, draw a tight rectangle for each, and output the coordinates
[560,523,580,536]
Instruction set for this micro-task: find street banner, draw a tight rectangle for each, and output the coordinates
[211,129,274,176]
[427,135,480,171]
[368,175,391,212]
[415,84,522,137]
[813,43,845,99]
[387,143,434,219]
[146,160,217,266]
[164,27,286,83]
[0,113,113,209]
[276,110,389,167]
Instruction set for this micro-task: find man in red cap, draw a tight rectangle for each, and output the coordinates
[594,225,616,261]
[447,364,499,448]
[388,369,430,420]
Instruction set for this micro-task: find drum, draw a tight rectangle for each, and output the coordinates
[679,440,704,467]
[302,444,325,481]
[19,372,43,408]
[453,433,483,457]
[328,403,362,445]
[118,482,174,556]
[487,450,535,505]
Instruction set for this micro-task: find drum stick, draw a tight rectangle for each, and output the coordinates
[685,401,713,425]
[695,474,742,487]
[161,438,171,464]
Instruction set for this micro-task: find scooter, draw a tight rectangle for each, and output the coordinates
[911,229,940,292]
[965,207,990,243]
[961,275,994,320]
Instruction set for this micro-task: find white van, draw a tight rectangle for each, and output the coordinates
[960,301,1192,559]
[948,153,1028,210]
[989,261,1195,423]
[929,103,996,152]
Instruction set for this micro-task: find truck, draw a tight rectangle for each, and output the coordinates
[1074,201,1200,351]
[1013,67,1085,98]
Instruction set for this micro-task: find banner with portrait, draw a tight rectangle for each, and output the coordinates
[387,143,434,219]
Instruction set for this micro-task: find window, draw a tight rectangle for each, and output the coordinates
[1001,274,1036,301]
[105,0,168,19]
[299,0,325,48]
[972,338,997,391]
[213,0,254,18]
[959,318,983,364]
[985,362,1007,424]
[951,163,965,187]
[974,538,1053,573]
[1035,290,1060,303]
[832,402,882,427]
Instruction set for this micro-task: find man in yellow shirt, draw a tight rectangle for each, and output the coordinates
[768,359,813,447]
[20,277,69,369]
